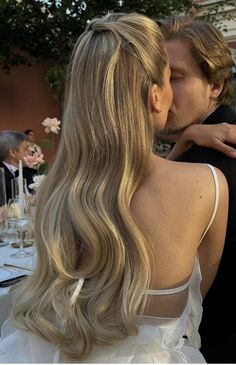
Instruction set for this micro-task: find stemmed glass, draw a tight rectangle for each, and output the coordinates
[7,197,33,258]
[0,167,7,241]
[0,205,7,242]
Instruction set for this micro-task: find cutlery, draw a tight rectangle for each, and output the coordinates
[2,263,34,272]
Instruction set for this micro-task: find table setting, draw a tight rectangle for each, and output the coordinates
[0,243,35,292]
[0,164,36,296]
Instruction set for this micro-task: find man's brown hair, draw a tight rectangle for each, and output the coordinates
[158,15,234,105]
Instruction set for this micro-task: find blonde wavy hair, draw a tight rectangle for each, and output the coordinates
[11,12,167,361]
[158,15,234,105]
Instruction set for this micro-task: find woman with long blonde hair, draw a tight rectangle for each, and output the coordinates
[0,12,228,363]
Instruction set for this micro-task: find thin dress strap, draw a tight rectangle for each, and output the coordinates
[199,164,220,242]
[146,280,190,296]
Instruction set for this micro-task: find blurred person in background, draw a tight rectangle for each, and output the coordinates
[0,130,35,200]
[24,129,42,156]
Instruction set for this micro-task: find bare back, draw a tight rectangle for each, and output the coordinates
[131,155,228,319]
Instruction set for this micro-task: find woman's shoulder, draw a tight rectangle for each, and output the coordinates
[151,158,228,231]
[133,157,227,236]
[152,157,227,197]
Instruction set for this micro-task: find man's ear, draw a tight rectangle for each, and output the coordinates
[150,84,162,113]
[210,80,224,99]
[9,148,17,159]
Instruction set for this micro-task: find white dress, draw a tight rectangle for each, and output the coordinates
[0,165,219,363]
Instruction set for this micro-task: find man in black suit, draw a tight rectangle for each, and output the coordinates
[158,15,236,362]
[0,130,35,201]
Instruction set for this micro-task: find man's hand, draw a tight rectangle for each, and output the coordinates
[167,123,236,160]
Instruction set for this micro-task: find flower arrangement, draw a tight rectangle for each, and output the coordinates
[41,117,61,152]
[27,174,46,211]
[28,174,46,191]
[23,117,61,194]
[24,152,47,175]
[24,153,45,168]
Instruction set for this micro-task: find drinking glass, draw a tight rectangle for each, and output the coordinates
[7,197,33,258]
[11,177,27,199]
[13,216,33,258]
[0,168,7,240]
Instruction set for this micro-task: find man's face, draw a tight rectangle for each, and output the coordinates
[158,38,214,141]
[9,141,28,167]
[17,141,29,160]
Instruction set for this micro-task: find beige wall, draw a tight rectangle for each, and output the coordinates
[0,60,59,162]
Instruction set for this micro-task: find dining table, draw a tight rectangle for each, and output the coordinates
[0,229,36,327]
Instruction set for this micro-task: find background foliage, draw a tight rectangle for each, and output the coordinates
[0,0,234,100]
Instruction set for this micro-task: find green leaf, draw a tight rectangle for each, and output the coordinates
[37,161,48,175]
[40,138,53,150]
[0,0,233,102]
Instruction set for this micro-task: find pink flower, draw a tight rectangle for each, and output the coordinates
[42,117,61,134]
[24,153,45,169]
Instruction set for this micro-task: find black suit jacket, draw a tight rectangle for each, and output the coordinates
[0,161,15,202]
[0,161,36,202]
[176,105,236,362]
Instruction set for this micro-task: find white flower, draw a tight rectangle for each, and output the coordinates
[29,174,46,191]
[42,117,61,134]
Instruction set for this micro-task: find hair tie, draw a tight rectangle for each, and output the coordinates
[71,277,85,305]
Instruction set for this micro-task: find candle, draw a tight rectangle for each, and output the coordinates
[18,160,24,217]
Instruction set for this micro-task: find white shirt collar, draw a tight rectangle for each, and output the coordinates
[2,161,18,174]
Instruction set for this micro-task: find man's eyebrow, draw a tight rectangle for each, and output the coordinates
[170,65,184,72]
[170,66,187,74]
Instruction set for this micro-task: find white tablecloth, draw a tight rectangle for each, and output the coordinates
[0,233,35,327]
[0,293,12,329]
[0,242,35,288]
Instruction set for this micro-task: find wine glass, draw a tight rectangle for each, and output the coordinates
[7,197,33,258]
[13,216,33,258]
[0,205,7,242]
[0,167,7,242]
[7,198,19,242]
